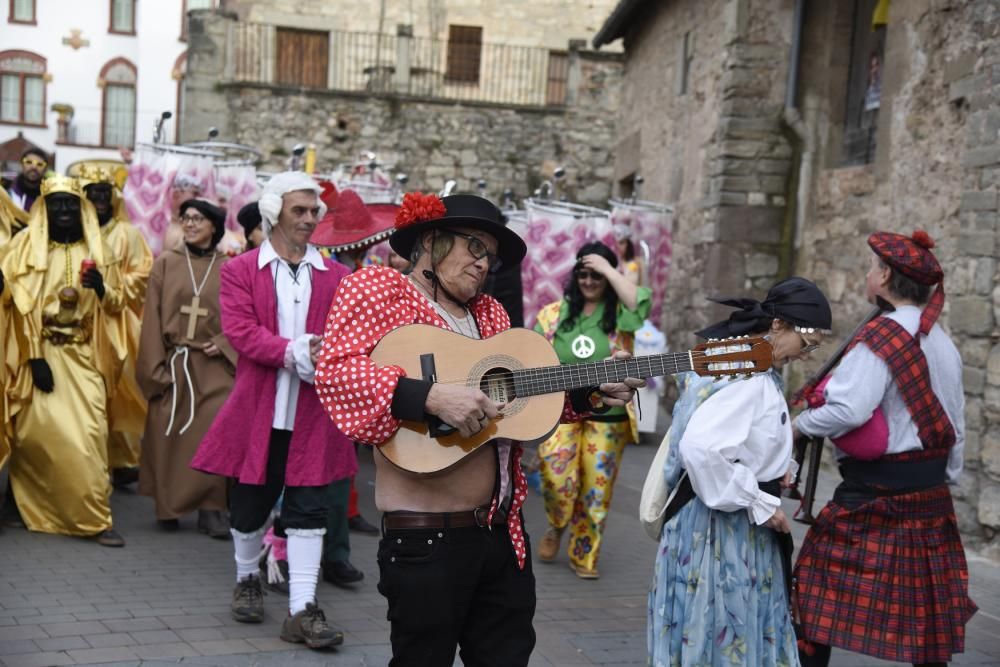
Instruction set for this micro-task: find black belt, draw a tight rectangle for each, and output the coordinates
[382,507,507,532]
[839,456,947,490]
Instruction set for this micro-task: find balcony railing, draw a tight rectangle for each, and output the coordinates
[230,24,570,108]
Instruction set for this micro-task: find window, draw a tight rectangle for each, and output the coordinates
[100,58,137,148]
[841,0,886,166]
[9,0,35,24]
[546,51,569,106]
[110,0,135,34]
[275,28,329,88]
[181,0,216,40]
[445,25,482,84]
[0,50,46,125]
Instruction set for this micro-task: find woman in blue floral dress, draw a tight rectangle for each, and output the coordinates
[647,277,832,667]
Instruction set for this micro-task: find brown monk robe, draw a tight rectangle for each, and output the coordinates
[136,199,234,537]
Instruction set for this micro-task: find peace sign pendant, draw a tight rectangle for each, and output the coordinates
[571,334,596,359]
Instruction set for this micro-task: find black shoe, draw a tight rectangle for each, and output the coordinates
[157,518,180,532]
[322,560,364,587]
[0,506,24,529]
[231,575,265,623]
[197,510,231,539]
[260,557,290,595]
[111,467,139,489]
[95,529,125,547]
[348,514,379,535]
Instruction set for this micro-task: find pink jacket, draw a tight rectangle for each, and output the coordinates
[191,248,357,486]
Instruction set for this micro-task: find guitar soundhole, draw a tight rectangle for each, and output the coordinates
[481,367,516,404]
[471,356,527,416]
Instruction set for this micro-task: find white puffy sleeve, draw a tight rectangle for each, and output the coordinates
[679,377,780,525]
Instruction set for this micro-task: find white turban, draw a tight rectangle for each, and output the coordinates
[258,171,327,236]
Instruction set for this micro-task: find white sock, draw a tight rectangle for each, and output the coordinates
[286,529,324,615]
[232,529,264,583]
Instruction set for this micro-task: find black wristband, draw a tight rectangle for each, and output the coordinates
[391,377,434,422]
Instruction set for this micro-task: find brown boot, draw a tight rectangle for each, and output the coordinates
[537,526,563,562]
[280,602,344,649]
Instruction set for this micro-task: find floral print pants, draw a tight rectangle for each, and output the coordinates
[539,419,630,570]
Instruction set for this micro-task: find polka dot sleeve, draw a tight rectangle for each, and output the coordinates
[314,268,412,445]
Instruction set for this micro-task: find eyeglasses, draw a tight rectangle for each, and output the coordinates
[22,157,47,170]
[449,231,503,273]
[574,268,606,282]
[180,214,209,226]
[797,333,821,354]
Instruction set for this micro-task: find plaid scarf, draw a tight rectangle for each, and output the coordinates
[853,316,955,461]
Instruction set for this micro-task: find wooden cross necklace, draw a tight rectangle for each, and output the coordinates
[181,247,218,340]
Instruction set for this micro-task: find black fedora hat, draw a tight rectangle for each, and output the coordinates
[390,193,526,268]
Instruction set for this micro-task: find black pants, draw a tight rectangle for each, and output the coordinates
[229,429,328,533]
[377,520,536,667]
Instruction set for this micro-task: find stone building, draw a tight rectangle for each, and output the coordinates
[595,0,1000,552]
[182,8,623,203]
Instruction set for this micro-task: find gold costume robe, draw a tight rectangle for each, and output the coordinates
[101,213,153,469]
[136,248,233,519]
[0,189,28,467]
[0,182,128,536]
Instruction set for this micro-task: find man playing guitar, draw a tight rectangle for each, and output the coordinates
[314,192,642,667]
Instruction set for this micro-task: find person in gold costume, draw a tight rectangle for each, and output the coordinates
[0,186,28,250]
[0,175,129,547]
[81,165,152,489]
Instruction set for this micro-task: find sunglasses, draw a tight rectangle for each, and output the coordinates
[450,231,503,273]
[797,332,821,354]
[22,157,47,170]
[574,268,606,282]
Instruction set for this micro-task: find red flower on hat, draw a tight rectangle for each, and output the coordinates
[395,192,446,230]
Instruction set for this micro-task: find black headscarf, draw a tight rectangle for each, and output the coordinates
[237,201,262,239]
[180,198,226,248]
[696,276,833,340]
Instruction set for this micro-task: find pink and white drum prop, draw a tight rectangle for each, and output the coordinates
[522,199,614,327]
[609,199,673,327]
[124,145,218,257]
[214,164,261,234]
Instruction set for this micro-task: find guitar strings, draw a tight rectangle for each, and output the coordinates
[421,345,770,387]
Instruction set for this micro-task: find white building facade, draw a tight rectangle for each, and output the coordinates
[0,0,215,171]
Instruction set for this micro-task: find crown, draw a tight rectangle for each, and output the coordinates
[40,174,83,197]
[78,165,113,185]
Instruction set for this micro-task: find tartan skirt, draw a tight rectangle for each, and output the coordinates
[793,484,977,664]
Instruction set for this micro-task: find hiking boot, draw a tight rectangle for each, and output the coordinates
[231,575,265,623]
[197,510,231,539]
[537,526,563,562]
[280,602,344,649]
[95,529,125,547]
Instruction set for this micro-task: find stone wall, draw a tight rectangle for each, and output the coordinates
[794,0,1000,553]
[614,0,794,344]
[226,0,621,52]
[183,11,622,206]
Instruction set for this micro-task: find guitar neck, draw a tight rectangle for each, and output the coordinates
[512,352,692,398]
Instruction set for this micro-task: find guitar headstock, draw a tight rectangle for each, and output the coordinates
[690,336,773,379]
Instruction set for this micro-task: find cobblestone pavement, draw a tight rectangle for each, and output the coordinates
[2,423,999,666]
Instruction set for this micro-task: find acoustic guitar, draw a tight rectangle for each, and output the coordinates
[370,324,773,474]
